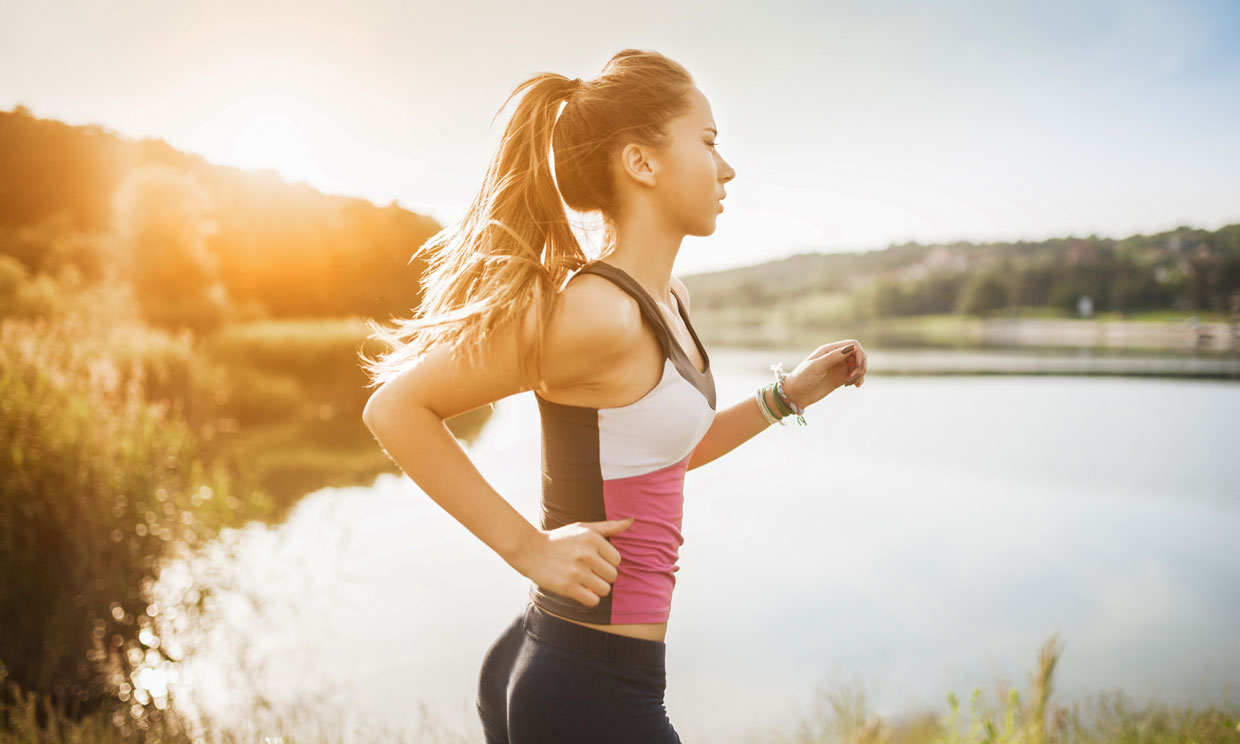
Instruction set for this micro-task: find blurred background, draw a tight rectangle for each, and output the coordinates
[1,0,1238,742]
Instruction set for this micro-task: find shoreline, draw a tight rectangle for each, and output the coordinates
[707,343,1240,379]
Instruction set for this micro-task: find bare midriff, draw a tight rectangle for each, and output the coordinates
[537,606,669,643]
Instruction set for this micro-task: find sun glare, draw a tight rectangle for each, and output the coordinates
[228,113,323,185]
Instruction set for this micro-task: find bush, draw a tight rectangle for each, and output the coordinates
[956,274,1010,316]
[0,308,243,737]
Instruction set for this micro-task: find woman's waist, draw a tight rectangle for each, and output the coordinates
[533,603,668,643]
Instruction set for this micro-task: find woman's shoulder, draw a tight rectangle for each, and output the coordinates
[547,272,643,349]
[536,272,643,391]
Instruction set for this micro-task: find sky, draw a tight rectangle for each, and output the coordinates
[2,0,1239,275]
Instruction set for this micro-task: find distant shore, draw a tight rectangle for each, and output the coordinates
[697,315,1240,379]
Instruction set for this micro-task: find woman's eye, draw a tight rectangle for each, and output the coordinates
[707,141,718,148]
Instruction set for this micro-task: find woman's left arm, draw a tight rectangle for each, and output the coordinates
[673,276,867,470]
[686,337,867,471]
[687,385,788,470]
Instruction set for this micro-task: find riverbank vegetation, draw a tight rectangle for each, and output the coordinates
[0,266,485,740]
[2,632,1236,743]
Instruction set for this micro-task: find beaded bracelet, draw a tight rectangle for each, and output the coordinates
[770,362,808,427]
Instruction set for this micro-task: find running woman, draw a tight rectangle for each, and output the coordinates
[360,48,868,744]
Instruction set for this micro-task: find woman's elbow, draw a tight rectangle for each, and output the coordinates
[363,386,441,437]
[362,388,393,432]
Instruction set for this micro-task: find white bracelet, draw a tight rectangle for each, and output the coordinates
[754,385,782,425]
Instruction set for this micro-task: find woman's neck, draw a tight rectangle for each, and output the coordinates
[604,234,683,306]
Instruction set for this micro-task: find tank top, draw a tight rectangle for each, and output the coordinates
[528,260,717,624]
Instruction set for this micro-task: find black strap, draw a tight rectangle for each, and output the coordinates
[576,261,679,358]
[575,261,713,408]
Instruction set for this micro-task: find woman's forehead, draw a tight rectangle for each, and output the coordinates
[674,88,716,130]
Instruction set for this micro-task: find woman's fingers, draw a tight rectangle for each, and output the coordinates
[592,554,619,584]
[582,569,612,599]
[808,339,857,361]
[853,358,867,386]
[848,362,866,386]
[843,347,867,386]
[576,553,619,603]
[823,343,855,370]
[846,357,863,383]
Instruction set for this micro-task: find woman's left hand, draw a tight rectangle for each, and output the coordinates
[781,339,868,410]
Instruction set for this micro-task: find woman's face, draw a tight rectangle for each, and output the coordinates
[651,86,736,236]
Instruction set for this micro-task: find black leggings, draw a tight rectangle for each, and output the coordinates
[476,601,682,743]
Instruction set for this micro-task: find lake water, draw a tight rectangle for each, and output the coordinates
[154,347,1240,743]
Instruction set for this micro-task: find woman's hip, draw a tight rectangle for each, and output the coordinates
[478,601,681,743]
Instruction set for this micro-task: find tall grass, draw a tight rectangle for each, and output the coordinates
[0,276,264,739]
[4,628,1236,743]
[0,272,494,740]
[752,634,1238,744]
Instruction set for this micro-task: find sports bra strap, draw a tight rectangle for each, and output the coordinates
[574,260,714,408]
[575,261,680,362]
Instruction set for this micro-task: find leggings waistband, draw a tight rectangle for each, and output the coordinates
[523,602,666,671]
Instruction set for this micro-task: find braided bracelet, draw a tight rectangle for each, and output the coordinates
[770,363,808,427]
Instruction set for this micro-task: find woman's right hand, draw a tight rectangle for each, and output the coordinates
[513,518,634,607]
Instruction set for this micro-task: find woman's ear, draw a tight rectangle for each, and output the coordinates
[617,142,657,187]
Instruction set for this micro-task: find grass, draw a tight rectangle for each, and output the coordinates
[736,635,1239,744]
[4,634,1236,743]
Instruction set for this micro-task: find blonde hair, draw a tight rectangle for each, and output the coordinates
[359,49,695,391]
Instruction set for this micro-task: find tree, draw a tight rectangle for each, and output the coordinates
[109,164,229,334]
[956,274,1009,315]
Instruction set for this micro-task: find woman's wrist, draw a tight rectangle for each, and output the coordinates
[757,364,811,429]
[780,376,803,411]
[754,384,783,425]
[762,386,785,423]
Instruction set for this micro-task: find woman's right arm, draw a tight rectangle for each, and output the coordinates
[361,287,637,606]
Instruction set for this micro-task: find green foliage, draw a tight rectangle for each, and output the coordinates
[205,317,378,417]
[1109,273,1163,313]
[683,224,1240,321]
[0,107,438,325]
[0,300,266,735]
[955,274,1010,316]
[109,164,230,335]
[1,658,480,742]
[869,278,911,318]
[0,255,82,320]
[0,265,456,734]
[760,633,1239,744]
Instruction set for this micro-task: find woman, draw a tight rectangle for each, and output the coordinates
[360,48,868,744]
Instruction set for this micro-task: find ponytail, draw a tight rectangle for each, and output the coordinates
[360,50,694,392]
[360,74,583,391]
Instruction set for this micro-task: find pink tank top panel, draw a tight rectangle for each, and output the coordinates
[529,260,716,624]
